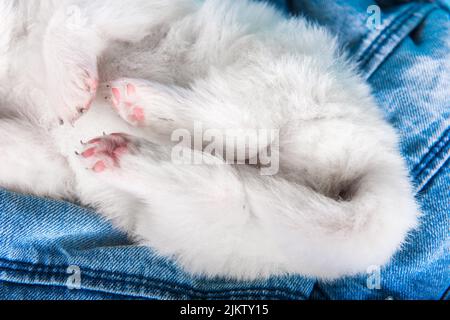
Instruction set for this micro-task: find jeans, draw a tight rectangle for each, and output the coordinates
[0,0,448,300]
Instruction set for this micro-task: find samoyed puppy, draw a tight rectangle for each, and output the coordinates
[0,0,418,279]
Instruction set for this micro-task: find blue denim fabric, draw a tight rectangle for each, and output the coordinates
[0,0,449,300]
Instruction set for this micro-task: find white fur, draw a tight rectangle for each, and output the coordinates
[0,0,419,280]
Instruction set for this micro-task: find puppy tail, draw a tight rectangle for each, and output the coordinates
[246,155,419,279]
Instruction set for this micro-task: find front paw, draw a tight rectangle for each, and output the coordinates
[104,78,181,134]
[43,36,100,124]
[50,62,99,124]
[76,133,136,172]
[105,79,147,127]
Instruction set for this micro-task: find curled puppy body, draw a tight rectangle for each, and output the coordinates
[0,0,419,280]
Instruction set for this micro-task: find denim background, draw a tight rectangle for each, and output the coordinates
[0,0,448,300]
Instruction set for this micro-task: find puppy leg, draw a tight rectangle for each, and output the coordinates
[43,0,198,123]
[0,0,15,80]
[74,132,419,280]
[0,118,74,199]
[75,133,267,276]
[105,78,277,162]
[235,162,419,279]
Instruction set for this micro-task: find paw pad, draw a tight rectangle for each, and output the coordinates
[106,80,146,126]
[77,133,132,172]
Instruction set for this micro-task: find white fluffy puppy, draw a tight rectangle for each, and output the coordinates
[0,0,419,280]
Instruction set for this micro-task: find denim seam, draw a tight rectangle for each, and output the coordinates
[355,4,437,80]
[354,2,448,193]
[363,9,436,79]
[417,157,449,194]
[441,285,450,300]
[0,268,300,300]
[357,4,420,69]
[0,268,301,300]
[413,127,450,192]
[0,279,152,300]
[412,126,450,177]
[0,257,303,295]
[0,258,307,299]
[0,272,301,300]
[437,0,450,13]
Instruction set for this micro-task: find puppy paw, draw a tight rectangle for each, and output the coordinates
[105,79,148,127]
[104,78,179,131]
[44,42,99,124]
[76,133,135,172]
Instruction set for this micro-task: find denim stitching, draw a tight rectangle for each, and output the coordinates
[355,2,448,193]
[355,4,437,81]
[414,128,450,192]
[436,0,450,13]
[1,270,301,300]
[441,285,450,300]
[413,126,450,179]
[0,258,307,299]
[362,9,436,80]
[358,5,420,69]
[0,266,299,299]
[417,157,449,194]
[0,257,303,295]
[359,9,416,68]
[0,279,151,300]
[361,5,437,78]
[1,267,301,300]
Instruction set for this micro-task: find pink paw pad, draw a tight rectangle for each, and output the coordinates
[127,84,136,96]
[128,107,145,123]
[81,147,96,158]
[111,88,121,107]
[77,133,132,172]
[93,161,106,173]
[108,81,146,125]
